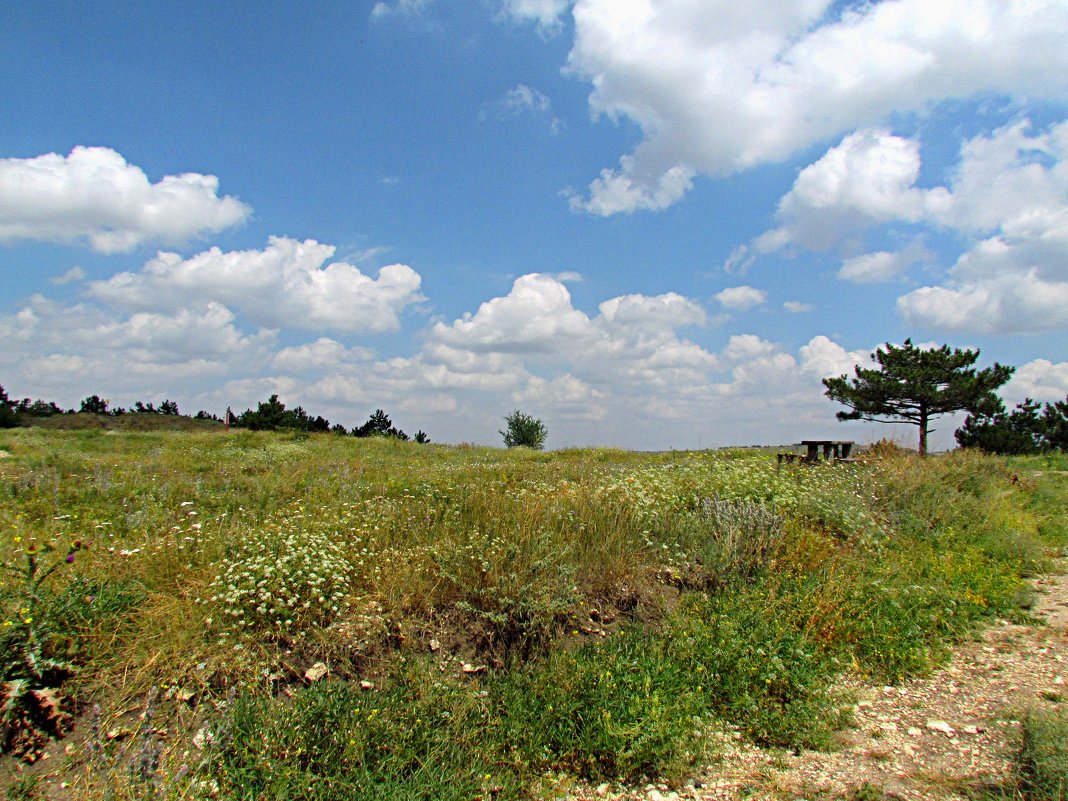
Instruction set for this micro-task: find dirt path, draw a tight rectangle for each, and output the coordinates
[581,560,1068,801]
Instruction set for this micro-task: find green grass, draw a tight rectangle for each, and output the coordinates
[1020,708,1068,801]
[1,429,1065,798]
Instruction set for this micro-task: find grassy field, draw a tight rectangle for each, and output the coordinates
[1,428,1066,799]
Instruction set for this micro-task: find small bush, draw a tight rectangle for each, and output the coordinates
[497,630,708,784]
[435,527,578,660]
[205,522,351,642]
[667,591,840,748]
[695,497,784,588]
[500,410,547,450]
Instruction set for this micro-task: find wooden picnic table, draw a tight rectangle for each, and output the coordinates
[800,440,854,462]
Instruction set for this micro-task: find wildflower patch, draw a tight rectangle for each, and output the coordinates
[205,521,351,642]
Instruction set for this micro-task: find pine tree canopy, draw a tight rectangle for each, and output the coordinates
[822,339,1014,455]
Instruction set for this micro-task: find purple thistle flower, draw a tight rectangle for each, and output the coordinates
[66,553,75,563]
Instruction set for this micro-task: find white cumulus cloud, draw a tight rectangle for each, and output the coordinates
[755,129,933,253]
[90,236,424,334]
[736,117,1068,333]
[566,0,1068,214]
[895,121,1068,332]
[1006,359,1068,402]
[0,147,250,253]
[715,285,767,311]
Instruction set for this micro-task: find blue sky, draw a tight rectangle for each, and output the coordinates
[2,0,1068,450]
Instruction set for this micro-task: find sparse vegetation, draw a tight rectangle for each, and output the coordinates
[0,428,1064,798]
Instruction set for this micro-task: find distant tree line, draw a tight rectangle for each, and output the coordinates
[0,384,430,443]
[234,393,428,441]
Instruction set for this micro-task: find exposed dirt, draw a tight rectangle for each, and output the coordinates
[576,559,1068,801]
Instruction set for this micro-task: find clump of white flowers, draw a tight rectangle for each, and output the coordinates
[205,523,351,640]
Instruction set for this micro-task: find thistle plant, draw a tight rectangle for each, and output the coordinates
[1,538,86,754]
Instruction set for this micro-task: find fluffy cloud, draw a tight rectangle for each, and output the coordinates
[715,285,767,311]
[90,236,424,334]
[798,335,874,380]
[898,272,1068,333]
[433,273,591,353]
[838,252,904,283]
[567,0,1068,214]
[0,295,274,401]
[736,117,1068,332]
[895,121,1068,332]
[1006,359,1068,402]
[432,274,714,392]
[0,147,250,253]
[755,130,934,253]
[271,338,373,373]
[500,0,571,34]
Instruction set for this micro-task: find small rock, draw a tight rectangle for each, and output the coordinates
[462,663,487,675]
[927,720,955,736]
[360,680,374,691]
[962,724,985,735]
[595,783,611,797]
[304,662,329,682]
[907,727,922,737]
[106,727,132,740]
[174,688,195,703]
[429,638,441,652]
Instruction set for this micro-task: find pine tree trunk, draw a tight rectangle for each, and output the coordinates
[918,410,929,456]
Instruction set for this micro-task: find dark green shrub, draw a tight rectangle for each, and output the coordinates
[500,410,547,450]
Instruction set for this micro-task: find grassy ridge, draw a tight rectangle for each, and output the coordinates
[0,431,1065,799]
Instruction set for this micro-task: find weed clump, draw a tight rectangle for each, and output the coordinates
[1,539,88,756]
[696,497,784,588]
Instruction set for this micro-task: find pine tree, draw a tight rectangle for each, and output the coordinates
[823,340,1013,455]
